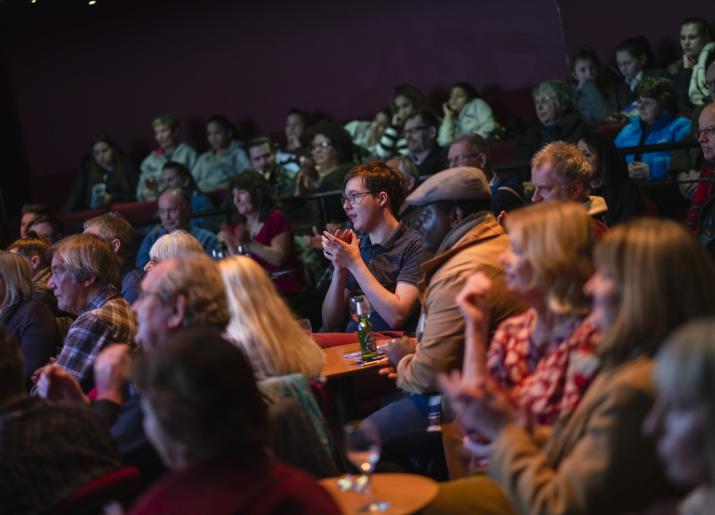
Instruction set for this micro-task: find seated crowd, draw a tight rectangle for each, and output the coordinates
[2,15,715,515]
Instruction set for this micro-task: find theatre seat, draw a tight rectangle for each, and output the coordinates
[53,466,141,515]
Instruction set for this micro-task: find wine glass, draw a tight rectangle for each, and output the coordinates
[344,421,390,512]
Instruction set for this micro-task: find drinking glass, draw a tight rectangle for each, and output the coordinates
[349,295,372,323]
[344,421,389,512]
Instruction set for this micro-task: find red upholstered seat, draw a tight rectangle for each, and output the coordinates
[53,466,141,514]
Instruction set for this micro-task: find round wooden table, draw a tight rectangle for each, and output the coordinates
[320,473,438,514]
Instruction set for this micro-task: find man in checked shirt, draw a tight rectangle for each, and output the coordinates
[35,233,136,392]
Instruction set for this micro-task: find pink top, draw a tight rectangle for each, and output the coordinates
[229,209,304,294]
[487,308,601,425]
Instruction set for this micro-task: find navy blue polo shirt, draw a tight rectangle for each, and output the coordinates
[345,223,430,334]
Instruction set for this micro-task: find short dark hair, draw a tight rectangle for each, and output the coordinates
[0,326,25,401]
[405,108,440,130]
[616,36,658,69]
[228,172,276,220]
[206,114,235,135]
[343,161,407,214]
[637,77,678,115]
[161,161,199,192]
[132,328,268,463]
[28,214,64,238]
[151,114,179,131]
[83,212,137,261]
[392,84,426,112]
[286,108,310,124]
[247,137,274,153]
[451,134,490,169]
[307,120,355,165]
[451,82,480,101]
[21,203,49,217]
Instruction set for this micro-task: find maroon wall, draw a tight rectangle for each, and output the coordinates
[1,0,713,212]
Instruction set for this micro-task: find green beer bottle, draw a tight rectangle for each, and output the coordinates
[355,296,378,362]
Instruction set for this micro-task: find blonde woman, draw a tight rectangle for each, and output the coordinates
[0,251,60,387]
[219,256,324,380]
[431,218,715,514]
[457,201,599,426]
[144,229,203,272]
[644,318,715,515]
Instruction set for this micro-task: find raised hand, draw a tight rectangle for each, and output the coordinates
[94,344,133,404]
[456,271,493,326]
[37,364,89,405]
[321,229,360,270]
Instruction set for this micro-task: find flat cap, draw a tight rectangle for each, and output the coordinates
[405,167,490,206]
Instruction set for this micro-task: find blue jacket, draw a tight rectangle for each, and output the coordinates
[614,112,692,180]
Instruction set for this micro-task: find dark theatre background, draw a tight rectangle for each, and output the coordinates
[0,0,710,235]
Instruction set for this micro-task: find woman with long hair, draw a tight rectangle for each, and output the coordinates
[0,251,60,387]
[438,81,497,145]
[427,217,715,514]
[219,256,324,380]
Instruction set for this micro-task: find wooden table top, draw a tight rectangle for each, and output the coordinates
[320,473,438,515]
[322,341,389,380]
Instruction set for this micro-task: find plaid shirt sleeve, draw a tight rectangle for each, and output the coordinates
[55,312,113,391]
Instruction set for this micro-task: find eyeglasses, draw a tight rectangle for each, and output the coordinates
[312,141,332,151]
[450,152,485,166]
[403,125,429,136]
[697,125,715,139]
[340,191,374,206]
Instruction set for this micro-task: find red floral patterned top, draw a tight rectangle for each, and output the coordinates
[487,308,601,425]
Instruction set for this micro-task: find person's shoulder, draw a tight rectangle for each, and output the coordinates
[266,459,340,513]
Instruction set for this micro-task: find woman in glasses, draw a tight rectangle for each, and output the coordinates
[295,121,356,196]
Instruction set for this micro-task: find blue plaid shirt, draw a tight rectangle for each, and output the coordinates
[55,286,136,392]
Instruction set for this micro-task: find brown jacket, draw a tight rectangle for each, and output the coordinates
[489,356,670,515]
[396,212,524,394]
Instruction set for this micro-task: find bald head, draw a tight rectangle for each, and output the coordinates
[158,187,191,233]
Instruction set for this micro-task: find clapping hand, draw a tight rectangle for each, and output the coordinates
[321,229,360,270]
[456,271,492,328]
[36,364,89,405]
[94,344,133,404]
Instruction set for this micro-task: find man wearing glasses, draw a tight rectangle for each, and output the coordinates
[686,101,715,230]
[403,109,449,177]
[321,162,430,333]
[448,134,527,215]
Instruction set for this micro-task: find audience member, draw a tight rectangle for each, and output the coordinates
[42,233,136,391]
[295,120,356,196]
[644,318,715,515]
[345,107,391,157]
[516,79,598,161]
[7,235,57,313]
[136,187,218,268]
[615,77,692,180]
[277,108,310,173]
[457,202,599,429]
[577,132,643,225]
[321,162,428,332]
[219,256,324,380]
[0,251,59,387]
[38,252,229,483]
[365,167,524,442]
[614,36,669,112]
[404,108,449,177]
[247,137,297,198]
[19,203,50,238]
[137,113,198,201]
[144,230,203,273]
[671,61,715,200]
[429,218,715,514]
[64,134,138,212]
[668,17,715,110]
[0,327,122,515]
[386,155,421,226]
[570,47,617,122]
[448,134,527,215]
[191,115,251,192]
[530,141,609,234]
[128,329,340,515]
[219,172,304,294]
[27,212,64,243]
[160,161,219,232]
[438,81,497,145]
[83,212,143,304]
[686,102,715,231]
[376,84,426,158]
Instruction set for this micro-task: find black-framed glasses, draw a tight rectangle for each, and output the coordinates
[697,126,715,139]
[449,152,485,166]
[341,191,374,206]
